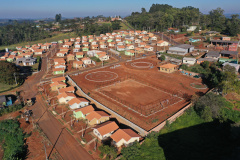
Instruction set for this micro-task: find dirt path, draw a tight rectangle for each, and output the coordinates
[33,95,94,160]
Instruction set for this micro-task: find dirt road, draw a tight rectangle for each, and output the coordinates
[16,45,94,160]
[32,95,94,160]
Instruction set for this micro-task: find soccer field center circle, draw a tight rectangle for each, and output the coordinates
[85,71,118,82]
[130,61,154,69]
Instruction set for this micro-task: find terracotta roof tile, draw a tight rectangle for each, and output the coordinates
[86,111,110,121]
[68,98,89,106]
[74,105,94,115]
[93,121,119,136]
[58,86,75,94]
[57,92,76,99]
[52,77,65,82]
[111,129,141,143]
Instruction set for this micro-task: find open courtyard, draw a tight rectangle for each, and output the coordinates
[70,56,209,131]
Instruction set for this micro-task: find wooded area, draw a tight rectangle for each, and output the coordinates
[0,61,21,85]
[0,119,28,160]
[0,22,50,46]
[126,4,240,36]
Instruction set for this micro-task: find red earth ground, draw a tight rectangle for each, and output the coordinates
[70,56,208,131]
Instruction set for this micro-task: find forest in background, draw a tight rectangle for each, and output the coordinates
[126,4,240,36]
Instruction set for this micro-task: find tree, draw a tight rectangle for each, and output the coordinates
[55,14,62,22]
[194,93,220,119]
[159,55,166,61]
[99,145,117,160]
[0,61,20,85]
[141,8,147,14]
[226,14,240,36]
[209,8,226,32]
[111,20,121,30]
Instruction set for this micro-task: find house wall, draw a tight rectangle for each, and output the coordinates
[73,111,84,119]
[157,42,169,46]
[58,96,75,104]
[54,70,64,75]
[182,60,196,65]
[159,67,176,73]
[93,129,103,140]
[116,137,140,147]
[88,116,109,125]
[70,103,79,109]
[51,85,65,91]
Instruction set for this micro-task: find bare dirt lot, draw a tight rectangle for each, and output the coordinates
[70,56,208,131]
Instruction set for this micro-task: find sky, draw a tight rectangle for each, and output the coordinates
[0,0,239,19]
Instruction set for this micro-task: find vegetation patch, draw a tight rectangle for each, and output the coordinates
[0,119,28,159]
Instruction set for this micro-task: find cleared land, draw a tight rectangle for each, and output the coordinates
[70,56,208,131]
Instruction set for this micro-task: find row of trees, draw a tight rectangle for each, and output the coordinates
[0,119,28,159]
[126,4,240,36]
[0,21,51,46]
[0,61,21,85]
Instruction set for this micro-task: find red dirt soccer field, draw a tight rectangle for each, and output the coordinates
[70,56,208,131]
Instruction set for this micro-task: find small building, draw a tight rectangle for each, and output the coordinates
[50,81,67,91]
[157,40,169,47]
[158,63,178,73]
[110,129,141,148]
[222,37,231,41]
[86,111,110,126]
[68,98,89,109]
[189,38,201,43]
[82,58,92,65]
[219,50,238,63]
[187,26,197,32]
[73,105,95,120]
[75,52,84,59]
[53,58,65,65]
[57,85,74,93]
[0,95,6,106]
[117,45,125,51]
[97,52,109,61]
[16,57,36,66]
[93,121,119,140]
[168,44,194,55]
[125,50,135,56]
[144,46,154,52]
[57,92,76,104]
[56,52,66,57]
[72,60,84,69]
[66,54,75,61]
[82,47,89,52]
[52,68,65,75]
[51,77,65,83]
[196,58,218,64]
[182,57,196,65]
[205,51,220,59]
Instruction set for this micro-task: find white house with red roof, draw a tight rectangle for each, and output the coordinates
[57,92,76,104]
[110,129,141,147]
[68,98,89,109]
[93,121,119,140]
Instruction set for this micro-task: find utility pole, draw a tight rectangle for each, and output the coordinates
[44,143,48,160]
[14,73,17,85]
[71,116,73,127]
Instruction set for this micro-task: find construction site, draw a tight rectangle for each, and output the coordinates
[70,56,209,131]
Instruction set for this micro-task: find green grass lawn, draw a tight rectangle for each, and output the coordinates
[0,32,76,51]
[120,22,133,30]
[0,83,17,92]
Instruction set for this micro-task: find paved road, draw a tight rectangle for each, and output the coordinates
[19,45,94,160]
